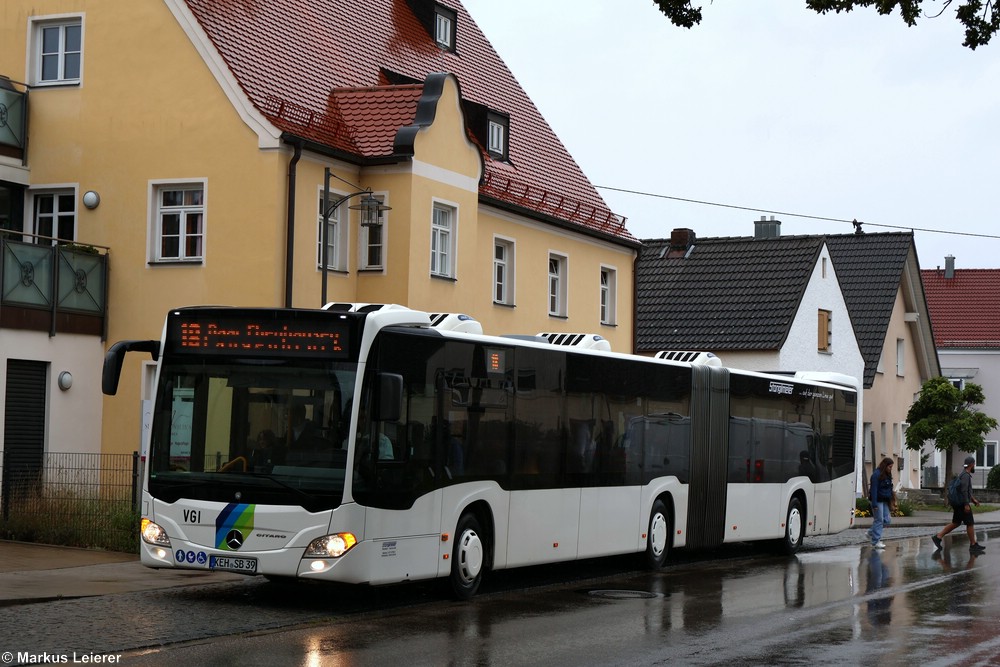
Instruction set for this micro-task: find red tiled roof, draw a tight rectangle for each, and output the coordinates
[921,268,1000,348]
[182,0,635,243]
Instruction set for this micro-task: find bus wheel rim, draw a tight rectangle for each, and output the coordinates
[788,507,802,544]
[650,513,667,557]
[458,530,484,582]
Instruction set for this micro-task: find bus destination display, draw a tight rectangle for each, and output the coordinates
[167,317,349,358]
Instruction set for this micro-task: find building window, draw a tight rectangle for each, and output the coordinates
[359,194,387,270]
[487,112,509,160]
[549,254,567,317]
[33,19,82,85]
[431,202,456,278]
[817,309,832,351]
[153,184,204,262]
[318,192,347,271]
[32,191,76,244]
[494,238,515,305]
[896,338,905,376]
[0,183,26,233]
[977,441,998,470]
[600,267,617,325]
[434,5,456,50]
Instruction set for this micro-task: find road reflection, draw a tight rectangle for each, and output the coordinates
[123,528,1000,666]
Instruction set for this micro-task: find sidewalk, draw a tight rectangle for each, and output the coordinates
[0,541,242,605]
[4,510,999,605]
[851,508,1000,529]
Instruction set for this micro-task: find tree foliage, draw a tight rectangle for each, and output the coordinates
[651,0,1000,49]
[904,376,998,453]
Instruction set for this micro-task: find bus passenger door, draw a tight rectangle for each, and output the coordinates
[357,373,443,585]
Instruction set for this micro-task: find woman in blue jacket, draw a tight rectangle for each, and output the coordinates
[869,457,895,549]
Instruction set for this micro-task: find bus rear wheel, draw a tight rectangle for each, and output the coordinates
[644,499,671,569]
[449,512,486,600]
[780,497,805,555]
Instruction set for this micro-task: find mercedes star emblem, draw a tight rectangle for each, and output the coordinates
[226,529,244,550]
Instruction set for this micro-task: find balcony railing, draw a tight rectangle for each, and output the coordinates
[0,231,109,338]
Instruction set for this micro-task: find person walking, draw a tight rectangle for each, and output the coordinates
[933,456,986,554]
[869,457,895,549]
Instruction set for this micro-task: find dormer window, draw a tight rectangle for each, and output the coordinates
[434,5,456,50]
[487,112,509,160]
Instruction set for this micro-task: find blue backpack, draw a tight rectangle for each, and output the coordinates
[947,474,964,507]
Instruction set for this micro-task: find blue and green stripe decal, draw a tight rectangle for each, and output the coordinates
[215,503,255,550]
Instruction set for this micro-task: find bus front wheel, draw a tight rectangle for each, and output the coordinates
[781,497,805,555]
[644,499,671,569]
[449,512,486,600]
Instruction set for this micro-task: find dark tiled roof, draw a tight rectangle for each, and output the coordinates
[636,235,824,352]
[826,233,916,387]
[921,268,1000,348]
[182,0,635,243]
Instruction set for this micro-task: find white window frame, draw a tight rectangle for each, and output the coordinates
[896,338,905,377]
[493,236,515,305]
[149,180,206,264]
[30,15,83,86]
[434,5,456,49]
[600,266,617,326]
[486,112,510,160]
[318,189,348,272]
[548,253,568,317]
[30,187,77,245]
[978,441,998,470]
[431,201,457,278]
[359,193,387,271]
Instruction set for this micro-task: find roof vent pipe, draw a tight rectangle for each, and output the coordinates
[945,255,955,279]
[754,215,781,239]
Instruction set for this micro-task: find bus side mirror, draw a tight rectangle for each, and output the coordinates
[102,340,160,395]
[373,372,403,422]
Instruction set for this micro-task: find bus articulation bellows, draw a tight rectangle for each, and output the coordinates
[103,304,859,599]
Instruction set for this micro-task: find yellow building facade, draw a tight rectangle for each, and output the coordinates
[0,1,638,460]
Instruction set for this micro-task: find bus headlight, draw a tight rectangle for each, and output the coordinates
[305,533,357,558]
[140,518,171,547]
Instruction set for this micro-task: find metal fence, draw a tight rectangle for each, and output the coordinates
[0,450,140,552]
[923,465,990,490]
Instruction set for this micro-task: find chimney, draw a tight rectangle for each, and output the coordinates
[754,216,781,239]
[945,255,955,279]
[665,228,696,258]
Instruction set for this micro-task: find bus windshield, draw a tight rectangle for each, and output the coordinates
[147,358,358,512]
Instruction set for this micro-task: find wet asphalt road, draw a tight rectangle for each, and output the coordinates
[2,523,999,666]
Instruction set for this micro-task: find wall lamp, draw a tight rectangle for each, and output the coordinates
[58,371,73,391]
[82,191,101,209]
[321,167,391,306]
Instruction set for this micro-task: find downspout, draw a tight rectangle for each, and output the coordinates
[285,139,303,308]
[632,250,639,354]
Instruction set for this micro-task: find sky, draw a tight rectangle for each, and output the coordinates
[463,0,1000,270]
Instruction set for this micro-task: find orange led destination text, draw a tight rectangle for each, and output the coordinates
[179,322,344,353]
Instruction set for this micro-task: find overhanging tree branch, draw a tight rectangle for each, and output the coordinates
[650,0,998,49]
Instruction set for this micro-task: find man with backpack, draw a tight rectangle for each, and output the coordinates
[932,456,986,554]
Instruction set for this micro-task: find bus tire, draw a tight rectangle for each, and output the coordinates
[449,512,486,600]
[644,499,671,569]
[780,497,805,555]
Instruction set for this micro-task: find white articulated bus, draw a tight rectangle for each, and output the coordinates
[103,305,859,599]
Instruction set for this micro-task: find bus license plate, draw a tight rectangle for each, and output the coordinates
[210,555,257,574]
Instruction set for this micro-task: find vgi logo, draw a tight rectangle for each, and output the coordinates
[225,529,245,550]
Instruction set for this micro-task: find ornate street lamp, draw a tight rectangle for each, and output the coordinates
[321,167,391,306]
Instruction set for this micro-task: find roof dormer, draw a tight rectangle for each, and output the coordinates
[407,1,457,52]
[462,99,510,162]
